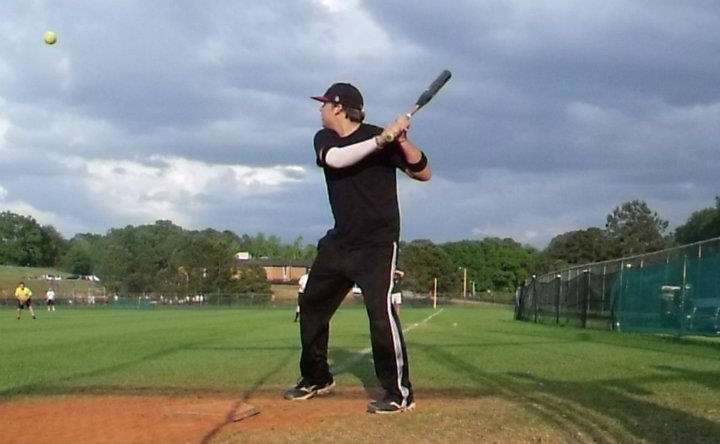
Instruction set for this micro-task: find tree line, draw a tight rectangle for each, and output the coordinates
[1,195,719,295]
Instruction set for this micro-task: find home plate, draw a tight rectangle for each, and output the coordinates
[232,403,260,422]
[164,400,260,422]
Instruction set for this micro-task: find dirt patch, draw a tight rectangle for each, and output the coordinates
[0,394,258,444]
[0,390,585,444]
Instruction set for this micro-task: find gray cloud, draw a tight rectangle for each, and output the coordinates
[1,1,718,248]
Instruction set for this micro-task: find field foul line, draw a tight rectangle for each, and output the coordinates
[331,308,445,374]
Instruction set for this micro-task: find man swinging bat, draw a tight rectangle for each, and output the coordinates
[283,72,450,414]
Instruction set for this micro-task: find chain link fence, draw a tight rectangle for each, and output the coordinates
[516,237,720,336]
[0,293,273,308]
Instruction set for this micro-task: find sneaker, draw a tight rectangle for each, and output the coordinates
[283,379,335,401]
[367,397,415,414]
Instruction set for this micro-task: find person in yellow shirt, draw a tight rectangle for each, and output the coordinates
[15,281,36,320]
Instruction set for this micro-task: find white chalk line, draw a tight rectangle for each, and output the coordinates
[331,308,445,374]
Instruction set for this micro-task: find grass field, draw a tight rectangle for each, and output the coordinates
[1,304,719,443]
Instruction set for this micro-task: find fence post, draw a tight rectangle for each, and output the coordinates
[679,254,687,337]
[612,260,624,331]
[532,275,538,322]
[582,269,590,329]
[555,273,561,325]
[601,265,607,318]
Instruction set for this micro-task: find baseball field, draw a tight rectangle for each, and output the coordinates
[1,303,718,443]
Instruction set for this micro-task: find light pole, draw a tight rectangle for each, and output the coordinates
[461,267,467,299]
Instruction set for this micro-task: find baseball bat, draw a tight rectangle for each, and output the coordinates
[384,69,452,142]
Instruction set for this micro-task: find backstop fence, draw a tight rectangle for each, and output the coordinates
[515,237,720,336]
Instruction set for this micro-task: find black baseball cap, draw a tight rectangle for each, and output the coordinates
[311,83,364,110]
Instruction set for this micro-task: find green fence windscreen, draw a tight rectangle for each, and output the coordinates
[516,238,720,336]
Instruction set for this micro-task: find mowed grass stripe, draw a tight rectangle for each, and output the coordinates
[2,304,719,442]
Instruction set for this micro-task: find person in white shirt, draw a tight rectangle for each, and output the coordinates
[45,288,56,312]
[294,269,309,322]
[391,269,405,314]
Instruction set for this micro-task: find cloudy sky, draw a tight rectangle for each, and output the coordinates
[1,1,718,249]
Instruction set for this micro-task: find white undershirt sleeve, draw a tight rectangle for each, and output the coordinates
[324,138,379,168]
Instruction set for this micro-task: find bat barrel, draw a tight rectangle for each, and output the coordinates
[384,70,451,142]
[416,70,452,109]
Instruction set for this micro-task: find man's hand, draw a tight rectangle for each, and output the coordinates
[379,114,411,146]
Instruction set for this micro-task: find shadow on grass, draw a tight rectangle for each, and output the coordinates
[0,341,209,398]
[652,364,720,393]
[329,347,381,398]
[413,341,720,444]
[0,341,300,398]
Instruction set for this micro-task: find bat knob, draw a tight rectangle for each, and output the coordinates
[383,132,395,143]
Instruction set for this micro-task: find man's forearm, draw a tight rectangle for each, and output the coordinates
[323,138,381,168]
[399,138,431,181]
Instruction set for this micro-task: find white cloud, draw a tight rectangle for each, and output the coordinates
[58,155,308,227]
[0,115,10,150]
[312,0,401,60]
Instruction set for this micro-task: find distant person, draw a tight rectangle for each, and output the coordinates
[295,269,309,322]
[351,284,362,296]
[391,269,405,314]
[45,288,56,312]
[15,282,36,320]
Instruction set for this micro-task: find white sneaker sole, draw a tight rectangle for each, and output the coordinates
[283,381,335,401]
[367,401,416,414]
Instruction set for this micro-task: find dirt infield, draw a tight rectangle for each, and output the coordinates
[0,389,583,444]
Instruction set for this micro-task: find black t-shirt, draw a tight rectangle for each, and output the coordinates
[314,123,408,247]
[393,274,403,293]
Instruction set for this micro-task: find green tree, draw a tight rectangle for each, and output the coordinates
[39,224,67,266]
[239,233,282,258]
[605,200,669,257]
[231,263,270,293]
[674,196,720,244]
[398,238,540,295]
[94,221,187,293]
[238,233,315,261]
[544,227,611,267]
[89,221,269,296]
[177,228,243,295]
[0,211,67,266]
[286,236,316,261]
[398,240,456,293]
[442,238,540,293]
[61,235,96,275]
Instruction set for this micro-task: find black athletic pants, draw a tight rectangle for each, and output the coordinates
[298,238,413,404]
